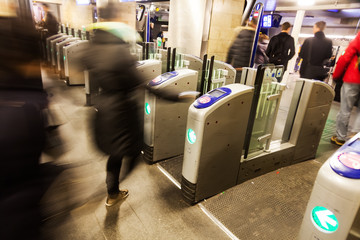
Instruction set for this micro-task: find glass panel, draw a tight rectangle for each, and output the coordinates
[248,82,281,153]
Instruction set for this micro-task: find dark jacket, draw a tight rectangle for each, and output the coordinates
[333,32,360,84]
[265,32,295,71]
[81,29,179,157]
[226,27,255,68]
[299,31,332,77]
[81,30,144,157]
[255,39,269,66]
[44,12,58,36]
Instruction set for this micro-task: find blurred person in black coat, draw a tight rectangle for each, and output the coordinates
[0,1,47,239]
[41,3,59,36]
[226,18,257,70]
[80,3,197,207]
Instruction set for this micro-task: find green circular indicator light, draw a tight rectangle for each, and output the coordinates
[187,128,196,144]
[63,56,66,61]
[145,103,151,115]
[311,206,339,233]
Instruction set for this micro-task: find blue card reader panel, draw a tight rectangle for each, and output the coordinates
[149,71,178,86]
[194,87,231,109]
[330,137,360,179]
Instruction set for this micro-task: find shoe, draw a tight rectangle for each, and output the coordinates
[330,136,345,146]
[105,189,129,207]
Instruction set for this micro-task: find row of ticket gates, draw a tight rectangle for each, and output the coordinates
[44,33,360,240]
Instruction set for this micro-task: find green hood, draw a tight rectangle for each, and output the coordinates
[88,22,142,42]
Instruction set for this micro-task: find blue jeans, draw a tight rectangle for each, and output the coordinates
[336,82,360,141]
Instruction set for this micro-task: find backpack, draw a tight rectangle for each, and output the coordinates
[269,35,288,64]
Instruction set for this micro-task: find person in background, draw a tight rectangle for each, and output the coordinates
[331,32,360,146]
[226,17,258,81]
[254,32,269,67]
[265,22,295,73]
[299,21,332,81]
[42,3,59,36]
[80,3,198,207]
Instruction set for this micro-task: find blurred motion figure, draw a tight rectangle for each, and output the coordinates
[0,0,47,239]
[226,18,257,70]
[254,32,269,67]
[80,3,197,207]
[40,3,59,37]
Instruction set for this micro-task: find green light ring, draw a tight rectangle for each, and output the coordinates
[145,103,151,115]
[187,128,196,144]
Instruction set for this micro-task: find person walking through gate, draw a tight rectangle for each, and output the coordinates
[265,22,295,74]
[299,21,332,81]
[226,17,258,82]
[80,3,198,207]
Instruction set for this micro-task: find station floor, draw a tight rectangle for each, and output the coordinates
[39,67,356,240]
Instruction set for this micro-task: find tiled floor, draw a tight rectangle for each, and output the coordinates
[39,67,355,239]
[40,67,228,239]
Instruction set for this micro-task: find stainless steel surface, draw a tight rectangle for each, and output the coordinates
[289,79,335,163]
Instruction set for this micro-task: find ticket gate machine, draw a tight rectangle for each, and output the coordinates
[64,40,89,85]
[50,35,71,71]
[298,133,360,240]
[143,69,198,164]
[46,33,65,64]
[56,38,80,78]
[181,84,254,204]
[180,64,334,204]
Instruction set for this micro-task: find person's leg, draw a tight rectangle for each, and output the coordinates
[350,87,360,136]
[335,83,360,141]
[105,155,129,206]
[106,155,122,195]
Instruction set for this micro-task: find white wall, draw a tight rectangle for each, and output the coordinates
[168,0,206,57]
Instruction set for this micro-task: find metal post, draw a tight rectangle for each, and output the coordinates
[200,54,208,93]
[287,10,305,75]
[166,47,171,72]
[206,56,215,93]
[171,48,176,72]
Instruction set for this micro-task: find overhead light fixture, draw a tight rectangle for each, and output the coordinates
[298,0,315,6]
[299,33,356,40]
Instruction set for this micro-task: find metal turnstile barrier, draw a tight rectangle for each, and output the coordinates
[56,38,80,79]
[63,40,89,85]
[46,33,65,65]
[180,63,334,204]
[298,133,360,240]
[143,69,198,164]
[181,84,254,204]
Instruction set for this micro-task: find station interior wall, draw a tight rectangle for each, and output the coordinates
[206,0,245,62]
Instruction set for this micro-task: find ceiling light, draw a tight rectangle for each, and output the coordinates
[298,0,315,6]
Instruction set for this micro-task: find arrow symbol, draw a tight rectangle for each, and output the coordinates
[315,210,338,229]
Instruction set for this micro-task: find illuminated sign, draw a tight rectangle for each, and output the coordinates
[145,103,151,115]
[187,129,196,144]
[311,206,339,233]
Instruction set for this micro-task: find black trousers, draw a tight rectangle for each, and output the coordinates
[106,155,123,195]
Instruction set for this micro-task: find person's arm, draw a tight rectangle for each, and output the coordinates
[332,40,356,80]
[265,38,273,57]
[288,37,295,60]
[325,40,333,59]
[298,39,308,59]
[226,41,236,64]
